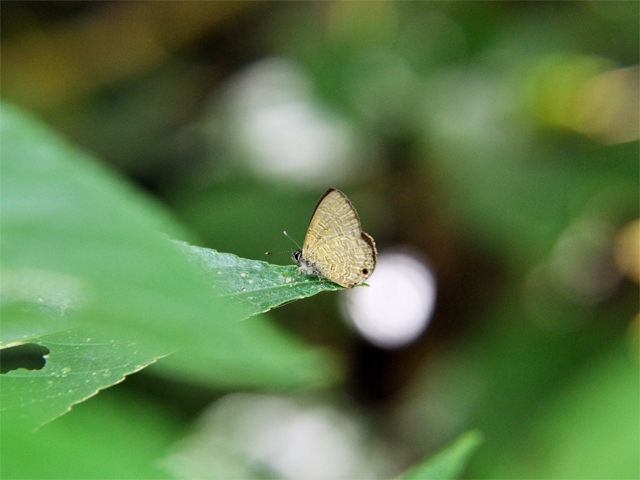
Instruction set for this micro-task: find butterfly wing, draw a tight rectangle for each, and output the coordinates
[303,189,362,251]
[301,189,377,288]
[311,233,377,288]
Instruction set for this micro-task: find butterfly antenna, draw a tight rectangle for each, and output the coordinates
[283,231,302,250]
[265,231,301,256]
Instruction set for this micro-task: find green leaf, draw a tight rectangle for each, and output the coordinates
[1,327,171,431]
[174,240,342,319]
[0,102,342,430]
[400,430,484,480]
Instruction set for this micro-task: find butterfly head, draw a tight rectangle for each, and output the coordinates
[292,250,302,263]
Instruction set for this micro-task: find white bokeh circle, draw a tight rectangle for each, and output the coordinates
[341,252,437,349]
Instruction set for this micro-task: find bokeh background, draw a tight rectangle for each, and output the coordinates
[3,2,638,478]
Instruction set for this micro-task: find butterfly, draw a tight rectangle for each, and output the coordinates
[292,188,377,288]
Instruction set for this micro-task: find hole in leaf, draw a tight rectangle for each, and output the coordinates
[1,343,50,374]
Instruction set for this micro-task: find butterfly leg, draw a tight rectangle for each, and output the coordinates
[294,266,304,286]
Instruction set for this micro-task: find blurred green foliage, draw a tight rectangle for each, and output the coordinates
[1,103,343,429]
[1,2,638,479]
[401,430,484,480]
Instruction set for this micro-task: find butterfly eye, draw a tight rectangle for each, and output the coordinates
[361,268,369,275]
